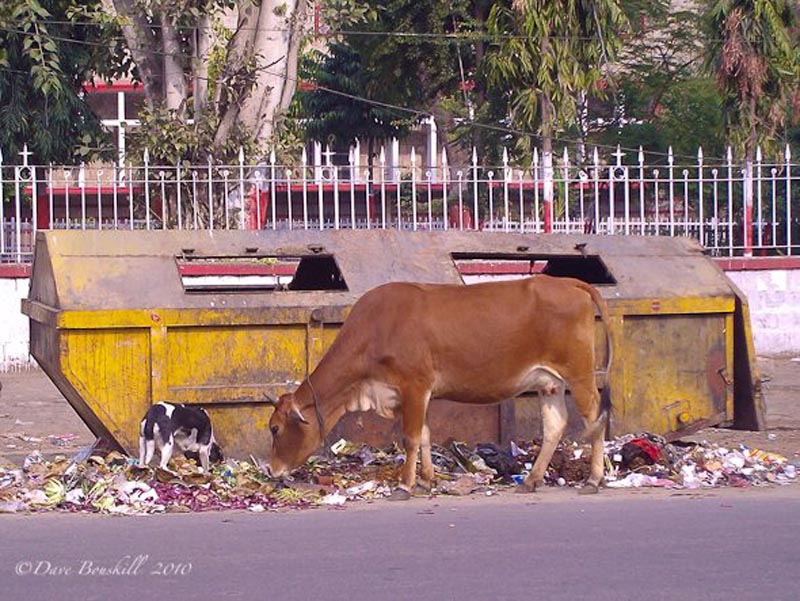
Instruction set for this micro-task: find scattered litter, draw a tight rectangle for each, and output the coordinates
[345,480,377,496]
[320,491,347,506]
[0,431,795,516]
[606,473,677,489]
[47,433,80,447]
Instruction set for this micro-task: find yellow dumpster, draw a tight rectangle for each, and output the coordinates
[21,229,764,459]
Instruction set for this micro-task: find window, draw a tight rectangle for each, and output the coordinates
[177,253,348,293]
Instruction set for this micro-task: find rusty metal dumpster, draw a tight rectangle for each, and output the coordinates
[21,229,764,459]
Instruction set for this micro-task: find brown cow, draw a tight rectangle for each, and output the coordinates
[266,275,612,499]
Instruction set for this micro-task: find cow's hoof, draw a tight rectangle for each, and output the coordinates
[387,487,412,502]
[578,482,600,495]
[413,482,432,495]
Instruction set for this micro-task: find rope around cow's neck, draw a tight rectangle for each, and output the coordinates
[306,376,327,454]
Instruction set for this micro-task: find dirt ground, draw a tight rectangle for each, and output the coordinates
[0,356,798,464]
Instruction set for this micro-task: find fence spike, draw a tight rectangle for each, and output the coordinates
[379,147,385,164]
[756,146,762,162]
[668,146,674,165]
[301,147,307,165]
[533,147,539,165]
[786,144,792,161]
[638,146,644,164]
[697,146,703,161]
[143,148,149,164]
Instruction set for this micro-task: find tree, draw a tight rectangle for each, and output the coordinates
[483,0,628,219]
[706,0,799,254]
[0,0,127,163]
[106,0,376,162]
[337,0,480,164]
[297,41,414,168]
[592,2,728,161]
[707,0,799,159]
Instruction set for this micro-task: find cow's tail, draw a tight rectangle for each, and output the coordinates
[572,280,613,438]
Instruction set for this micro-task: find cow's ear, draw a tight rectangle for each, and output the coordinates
[290,407,309,425]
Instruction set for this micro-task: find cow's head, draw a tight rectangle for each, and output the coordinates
[265,392,322,479]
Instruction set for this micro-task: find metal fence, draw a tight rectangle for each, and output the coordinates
[2,144,798,263]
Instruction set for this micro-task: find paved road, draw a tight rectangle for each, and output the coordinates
[1,487,798,601]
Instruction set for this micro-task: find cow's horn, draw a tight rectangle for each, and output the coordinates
[262,393,278,406]
[290,407,309,425]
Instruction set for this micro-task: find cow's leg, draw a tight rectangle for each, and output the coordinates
[417,423,435,492]
[571,377,605,495]
[520,387,567,492]
[389,387,431,501]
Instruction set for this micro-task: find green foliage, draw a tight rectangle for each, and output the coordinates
[483,0,629,161]
[705,0,800,158]
[292,0,477,156]
[0,0,127,163]
[659,78,725,159]
[296,42,414,149]
[597,78,725,163]
[125,105,258,166]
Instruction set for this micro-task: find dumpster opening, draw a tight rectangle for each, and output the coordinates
[178,254,348,293]
[453,253,616,285]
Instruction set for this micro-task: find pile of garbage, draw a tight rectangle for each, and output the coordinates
[602,433,797,489]
[0,433,796,515]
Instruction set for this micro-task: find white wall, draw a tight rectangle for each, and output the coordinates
[0,278,33,371]
[2,269,799,371]
[726,269,800,356]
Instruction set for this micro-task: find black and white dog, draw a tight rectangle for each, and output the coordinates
[138,403,223,472]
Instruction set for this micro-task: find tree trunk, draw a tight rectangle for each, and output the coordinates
[215,0,309,153]
[160,14,187,116]
[108,0,163,106]
[193,16,212,120]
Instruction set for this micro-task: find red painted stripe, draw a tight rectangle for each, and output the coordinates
[264,183,369,194]
[456,262,544,275]
[0,264,32,278]
[83,81,143,93]
[715,257,800,271]
[178,263,297,277]
[27,186,141,197]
